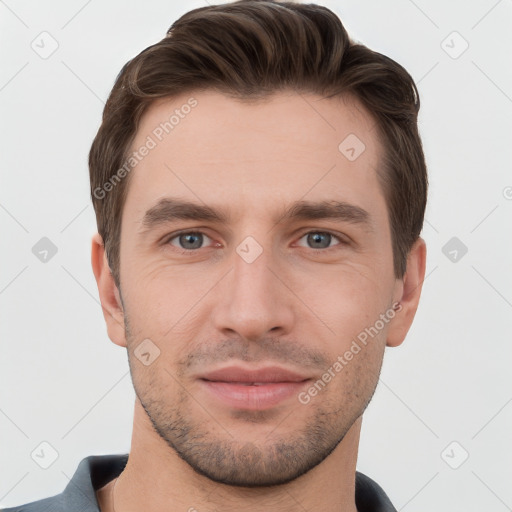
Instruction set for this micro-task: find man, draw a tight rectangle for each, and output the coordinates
[3,0,427,511]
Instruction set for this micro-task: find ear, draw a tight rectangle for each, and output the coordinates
[386,237,427,348]
[91,232,127,347]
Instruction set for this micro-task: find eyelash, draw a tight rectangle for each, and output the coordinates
[162,229,348,255]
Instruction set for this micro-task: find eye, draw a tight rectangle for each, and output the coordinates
[296,231,346,251]
[166,231,215,251]
[163,229,347,254]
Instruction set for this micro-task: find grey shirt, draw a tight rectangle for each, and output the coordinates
[1,454,397,511]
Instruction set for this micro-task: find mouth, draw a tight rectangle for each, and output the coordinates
[197,365,311,410]
[198,365,310,383]
[212,382,281,386]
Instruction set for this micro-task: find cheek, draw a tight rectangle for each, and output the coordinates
[299,263,390,326]
[125,253,191,300]
[122,263,215,354]
[293,265,394,380]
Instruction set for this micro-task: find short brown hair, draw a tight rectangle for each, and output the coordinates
[89,0,428,288]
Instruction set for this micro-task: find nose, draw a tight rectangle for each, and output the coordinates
[211,238,296,342]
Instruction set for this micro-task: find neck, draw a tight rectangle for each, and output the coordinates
[98,399,361,512]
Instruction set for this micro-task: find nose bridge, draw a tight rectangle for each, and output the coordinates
[212,231,295,340]
[233,233,276,295]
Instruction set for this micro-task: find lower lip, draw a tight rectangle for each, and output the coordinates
[200,380,310,410]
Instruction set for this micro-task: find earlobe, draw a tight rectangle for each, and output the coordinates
[91,232,127,347]
[386,237,427,348]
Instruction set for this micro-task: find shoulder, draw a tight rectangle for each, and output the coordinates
[355,471,397,512]
[1,454,128,512]
[1,493,64,512]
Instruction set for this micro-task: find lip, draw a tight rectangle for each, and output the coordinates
[199,365,310,383]
[197,365,311,410]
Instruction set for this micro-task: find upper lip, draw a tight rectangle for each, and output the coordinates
[199,365,311,383]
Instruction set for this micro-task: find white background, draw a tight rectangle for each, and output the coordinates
[1,0,511,510]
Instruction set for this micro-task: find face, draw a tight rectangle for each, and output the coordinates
[111,90,405,486]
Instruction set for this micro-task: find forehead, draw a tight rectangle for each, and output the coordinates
[122,89,386,228]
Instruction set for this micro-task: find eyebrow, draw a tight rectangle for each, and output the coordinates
[138,197,374,236]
